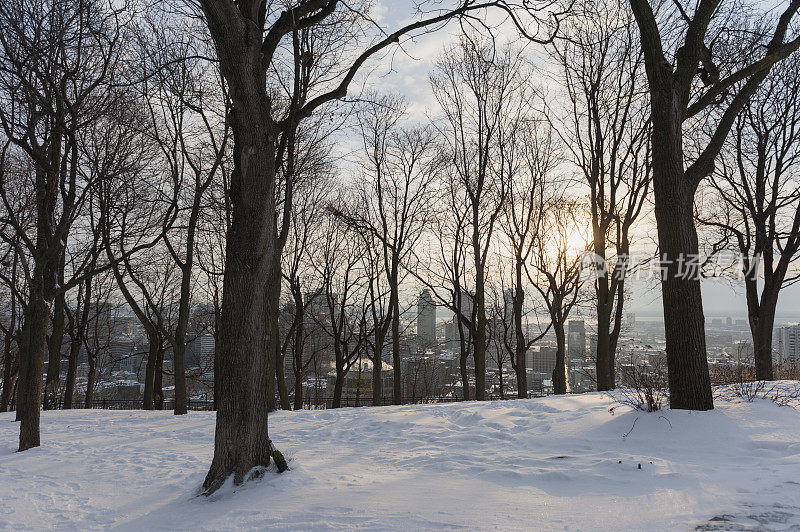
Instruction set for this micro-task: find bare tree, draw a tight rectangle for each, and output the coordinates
[551,0,651,391]
[0,234,25,412]
[332,95,437,405]
[135,16,230,415]
[311,213,371,408]
[279,135,333,410]
[431,36,533,400]
[414,160,476,401]
[0,0,133,449]
[194,0,563,491]
[628,0,800,410]
[699,56,800,380]
[498,117,555,397]
[527,197,588,395]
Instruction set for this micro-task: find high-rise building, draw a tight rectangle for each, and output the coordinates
[445,318,457,345]
[568,320,586,360]
[456,290,473,321]
[194,333,215,372]
[775,325,800,365]
[417,289,436,345]
[526,346,557,375]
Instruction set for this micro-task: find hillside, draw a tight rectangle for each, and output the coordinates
[1,393,799,530]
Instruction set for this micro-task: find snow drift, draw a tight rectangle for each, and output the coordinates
[1,393,799,530]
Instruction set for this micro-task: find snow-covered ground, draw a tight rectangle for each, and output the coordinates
[1,393,800,530]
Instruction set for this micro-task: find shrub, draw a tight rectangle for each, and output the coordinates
[609,354,669,413]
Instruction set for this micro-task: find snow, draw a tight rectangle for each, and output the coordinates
[1,393,800,530]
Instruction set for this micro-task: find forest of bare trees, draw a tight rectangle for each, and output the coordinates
[2,0,800,496]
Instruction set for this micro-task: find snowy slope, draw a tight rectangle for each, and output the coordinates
[1,393,799,530]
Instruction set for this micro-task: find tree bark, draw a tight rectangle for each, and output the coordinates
[332,362,344,408]
[18,267,52,450]
[1,288,18,412]
[84,348,97,409]
[1,331,14,412]
[201,100,277,493]
[650,87,714,411]
[391,285,401,405]
[142,333,160,410]
[595,287,614,391]
[458,317,471,401]
[472,224,487,401]
[552,319,567,395]
[44,290,66,410]
[154,347,165,410]
[372,330,383,406]
[553,321,567,395]
[513,264,527,399]
[749,291,777,380]
[291,285,305,411]
[275,340,290,410]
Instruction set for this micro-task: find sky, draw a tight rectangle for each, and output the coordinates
[346,0,800,323]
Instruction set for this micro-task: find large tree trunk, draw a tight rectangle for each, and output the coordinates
[63,332,81,409]
[391,286,401,405]
[473,299,487,401]
[595,292,613,391]
[749,292,777,380]
[292,285,305,411]
[172,281,190,415]
[154,347,165,410]
[43,290,65,410]
[84,352,97,409]
[1,316,16,413]
[332,363,344,408]
[651,92,713,411]
[276,341,290,410]
[594,227,613,391]
[472,254,487,401]
[513,265,527,399]
[552,319,567,395]
[142,333,159,410]
[18,272,51,450]
[458,323,470,401]
[1,338,13,412]
[201,95,278,493]
[372,332,383,406]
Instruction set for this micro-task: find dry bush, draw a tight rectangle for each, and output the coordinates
[712,357,800,408]
[609,355,669,413]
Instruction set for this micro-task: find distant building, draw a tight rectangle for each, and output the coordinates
[456,290,473,321]
[775,325,800,365]
[568,320,586,360]
[526,346,557,376]
[109,340,139,374]
[192,333,215,371]
[726,316,733,327]
[445,318,457,347]
[326,359,394,401]
[417,289,436,345]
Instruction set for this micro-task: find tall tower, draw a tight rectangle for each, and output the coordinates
[417,289,436,346]
[567,320,586,360]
